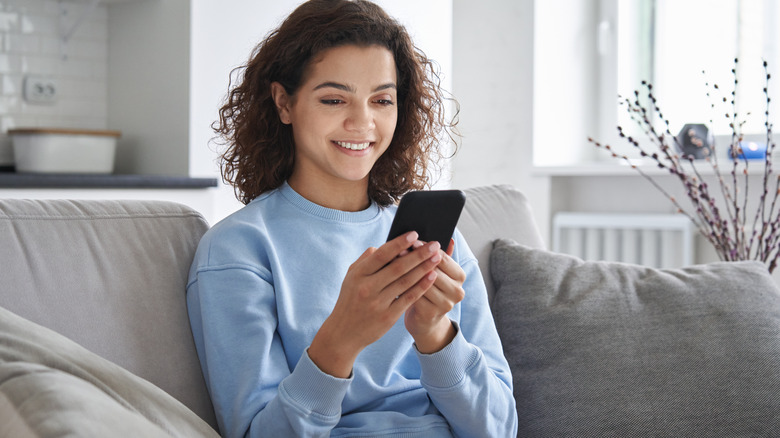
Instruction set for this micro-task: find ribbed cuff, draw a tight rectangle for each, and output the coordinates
[279,349,352,417]
[416,321,481,389]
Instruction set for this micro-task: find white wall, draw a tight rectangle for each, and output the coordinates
[189,0,290,180]
[0,0,109,166]
[532,0,599,166]
[108,0,190,175]
[189,0,292,222]
[450,0,533,189]
[449,0,551,239]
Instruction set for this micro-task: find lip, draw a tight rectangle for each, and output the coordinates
[333,140,374,152]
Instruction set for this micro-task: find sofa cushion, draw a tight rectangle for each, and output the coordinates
[490,239,780,437]
[0,199,215,428]
[0,304,219,438]
[460,185,545,303]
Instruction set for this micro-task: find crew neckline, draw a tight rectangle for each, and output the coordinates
[278,181,382,223]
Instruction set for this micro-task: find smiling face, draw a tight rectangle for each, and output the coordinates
[272,44,398,210]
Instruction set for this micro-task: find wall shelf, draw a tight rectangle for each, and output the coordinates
[0,173,218,190]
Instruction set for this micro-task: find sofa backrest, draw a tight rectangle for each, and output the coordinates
[0,199,217,429]
[460,185,545,303]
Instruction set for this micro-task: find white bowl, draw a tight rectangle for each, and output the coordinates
[9,128,120,174]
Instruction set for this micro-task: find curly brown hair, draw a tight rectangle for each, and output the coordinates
[214,0,458,206]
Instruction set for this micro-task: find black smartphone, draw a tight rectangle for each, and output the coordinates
[386,189,466,250]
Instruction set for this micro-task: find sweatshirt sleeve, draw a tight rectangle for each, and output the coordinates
[415,233,518,438]
[187,263,351,438]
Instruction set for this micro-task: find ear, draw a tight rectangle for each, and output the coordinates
[270,82,293,125]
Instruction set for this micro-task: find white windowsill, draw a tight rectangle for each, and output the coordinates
[533,159,777,177]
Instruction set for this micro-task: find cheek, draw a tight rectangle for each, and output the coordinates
[381,111,399,138]
[291,109,333,138]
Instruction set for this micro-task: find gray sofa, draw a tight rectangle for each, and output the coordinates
[2,185,780,437]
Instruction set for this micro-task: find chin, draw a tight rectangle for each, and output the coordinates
[340,174,372,184]
[336,166,375,182]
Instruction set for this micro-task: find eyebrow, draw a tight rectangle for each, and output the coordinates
[313,82,397,93]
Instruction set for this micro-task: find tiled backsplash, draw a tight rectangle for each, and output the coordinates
[0,0,108,166]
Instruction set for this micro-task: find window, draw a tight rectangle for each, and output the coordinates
[533,0,780,167]
[617,0,780,140]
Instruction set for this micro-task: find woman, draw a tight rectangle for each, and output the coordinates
[186,1,517,436]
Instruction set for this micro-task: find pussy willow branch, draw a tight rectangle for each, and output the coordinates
[625,90,717,229]
[652,86,737,254]
[589,58,778,271]
[728,61,752,260]
[749,61,775,259]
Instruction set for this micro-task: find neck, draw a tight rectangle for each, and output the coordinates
[287,175,371,212]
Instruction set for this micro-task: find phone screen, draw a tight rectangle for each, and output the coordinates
[386,190,466,249]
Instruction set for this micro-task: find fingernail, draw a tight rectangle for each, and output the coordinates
[406,231,418,242]
[427,271,437,281]
[431,253,442,263]
[413,241,424,249]
[429,241,441,253]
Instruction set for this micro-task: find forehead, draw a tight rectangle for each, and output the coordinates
[303,44,397,88]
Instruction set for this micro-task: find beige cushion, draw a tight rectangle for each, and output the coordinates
[0,199,216,429]
[460,185,545,302]
[0,304,218,437]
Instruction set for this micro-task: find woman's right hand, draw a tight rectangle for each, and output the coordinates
[307,231,442,378]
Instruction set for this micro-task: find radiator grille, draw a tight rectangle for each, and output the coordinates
[552,213,694,268]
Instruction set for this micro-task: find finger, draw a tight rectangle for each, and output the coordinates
[361,231,419,274]
[398,240,425,257]
[446,238,455,256]
[380,242,442,299]
[431,267,465,305]
[355,246,377,263]
[432,251,463,282]
[431,270,456,297]
[409,291,440,317]
[392,270,438,309]
[420,284,446,307]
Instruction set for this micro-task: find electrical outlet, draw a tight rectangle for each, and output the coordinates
[23,75,58,104]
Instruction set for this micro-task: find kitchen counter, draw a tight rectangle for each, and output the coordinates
[0,173,218,189]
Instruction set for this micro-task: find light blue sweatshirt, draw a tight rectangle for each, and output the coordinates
[186,182,517,438]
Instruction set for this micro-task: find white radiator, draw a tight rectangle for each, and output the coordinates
[552,213,694,268]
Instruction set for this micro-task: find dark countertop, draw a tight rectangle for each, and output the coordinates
[0,173,219,189]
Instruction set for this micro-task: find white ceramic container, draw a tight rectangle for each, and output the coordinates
[9,128,120,174]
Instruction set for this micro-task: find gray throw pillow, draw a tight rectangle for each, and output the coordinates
[490,239,780,437]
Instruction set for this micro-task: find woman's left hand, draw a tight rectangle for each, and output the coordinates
[404,239,466,353]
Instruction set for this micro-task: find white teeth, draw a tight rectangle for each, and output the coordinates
[336,141,370,151]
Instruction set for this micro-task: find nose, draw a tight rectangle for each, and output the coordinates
[344,103,375,133]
